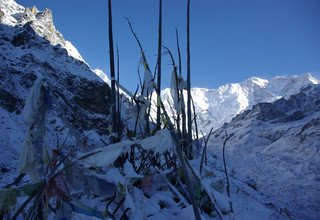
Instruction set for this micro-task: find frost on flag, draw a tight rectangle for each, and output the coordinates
[19,78,50,182]
[170,68,186,115]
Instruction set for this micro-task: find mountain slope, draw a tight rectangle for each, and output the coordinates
[0,0,112,186]
[208,84,320,219]
[160,74,319,134]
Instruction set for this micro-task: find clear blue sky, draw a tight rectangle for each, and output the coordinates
[17,0,320,92]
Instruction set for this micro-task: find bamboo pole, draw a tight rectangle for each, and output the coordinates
[186,0,193,157]
[108,0,117,141]
[156,0,163,129]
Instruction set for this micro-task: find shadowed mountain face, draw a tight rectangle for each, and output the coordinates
[0,1,112,185]
[209,85,320,219]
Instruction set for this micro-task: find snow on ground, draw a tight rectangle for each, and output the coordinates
[0,107,25,187]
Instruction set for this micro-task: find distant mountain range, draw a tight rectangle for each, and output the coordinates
[160,73,319,134]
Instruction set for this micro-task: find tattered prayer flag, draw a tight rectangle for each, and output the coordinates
[140,55,154,98]
[19,78,48,182]
[170,68,180,114]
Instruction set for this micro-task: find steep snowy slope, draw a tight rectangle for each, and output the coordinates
[208,85,320,219]
[160,74,319,134]
[0,0,112,185]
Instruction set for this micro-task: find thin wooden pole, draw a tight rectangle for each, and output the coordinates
[108,0,117,140]
[186,0,193,157]
[156,0,162,129]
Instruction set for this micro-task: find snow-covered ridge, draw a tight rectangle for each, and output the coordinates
[93,69,133,98]
[209,84,320,219]
[160,73,319,134]
[94,68,111,84]
[0,0,84,62]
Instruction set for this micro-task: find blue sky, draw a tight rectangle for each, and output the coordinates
[17,0,320,92]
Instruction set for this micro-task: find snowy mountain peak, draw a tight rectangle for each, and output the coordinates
[242,76,269,87]
[303,72,319,83]
[0,0,84,62]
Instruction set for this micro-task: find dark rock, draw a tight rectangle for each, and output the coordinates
[280,111,305,122]
[21,72,37,88]
[0,89,23,113]
[11,25,36,47]
[67,76,110,115]
[255,103,286,121]
[0,166,9,173]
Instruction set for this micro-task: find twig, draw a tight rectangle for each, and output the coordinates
[199,127,213,175]
[165,177,189,206]
[112,197,125,216]
[116,44,122,140]
[11,182,46,220]
[175,28,182,75]
[191,96,199,143]
[4,173,25,188]
[222,130,233,213]
[100,138,109,146]
[137,150,153,173]
[156,0,162,128]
